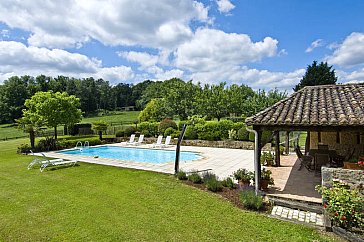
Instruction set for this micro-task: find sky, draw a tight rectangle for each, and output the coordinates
[0,0,364,91]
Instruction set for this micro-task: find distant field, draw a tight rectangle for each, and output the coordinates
[82,111,140,125]
[0,111,140,141]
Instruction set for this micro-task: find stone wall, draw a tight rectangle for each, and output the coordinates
[321,167,364,194]
[116,137,272,150]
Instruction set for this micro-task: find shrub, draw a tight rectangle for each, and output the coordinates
[56,137,102,151]
[228,129,237,140]
[232,122,246,131]
[240,190,264,210]
[159,119,177,134]
[176,171,187,180]
[184,126,198,140]
[202,171,217,182]
[237,127,250,141]
[141,129,151,137]
[221,177,237,189]
[205,176,223,192]
[178,120,187,130]
[249,130,273,144]
[217,120,234,139]
[124,126,137,137]
[17,143,31,154]
[115,130,125,137]
[316,181,364,230]
[186,115,206,126]
[164,127,176,137]
[188,172,203,184]
[233,169,253,183]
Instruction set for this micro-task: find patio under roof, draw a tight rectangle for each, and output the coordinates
[245,83,364,193]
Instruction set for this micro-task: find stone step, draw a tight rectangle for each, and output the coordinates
[267,195,323,214]
[270,205,324,228]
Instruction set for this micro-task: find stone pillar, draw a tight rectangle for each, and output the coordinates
[285,131,290,155]
[254,130,262,194]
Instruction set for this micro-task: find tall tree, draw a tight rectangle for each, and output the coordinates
[294,61,337,91]
[23,91,82,139]
[91,120,108,140]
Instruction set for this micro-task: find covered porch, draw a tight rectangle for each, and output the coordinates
[245,83,364,197]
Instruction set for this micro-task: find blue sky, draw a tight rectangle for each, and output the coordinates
[0,0,364,91]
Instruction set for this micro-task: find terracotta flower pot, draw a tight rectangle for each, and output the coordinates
[260,180,269,190]
[343,162,364,170]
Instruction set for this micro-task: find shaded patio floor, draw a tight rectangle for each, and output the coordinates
[266,154,322,203]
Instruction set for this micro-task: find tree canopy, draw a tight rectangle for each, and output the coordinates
[293,61,337,92]
[23,91,82,139]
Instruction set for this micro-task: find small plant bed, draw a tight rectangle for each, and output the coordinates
[177,170,270,212]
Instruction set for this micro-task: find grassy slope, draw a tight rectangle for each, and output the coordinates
[0,139,336,241]
[0,123,28,140]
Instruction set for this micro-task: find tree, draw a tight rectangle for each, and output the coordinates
[196,83,228,121]
[23,91,82,139]
[138,98,171,122]
[91,120,108,140]
[294,61,337,91]
[16,114,43,149]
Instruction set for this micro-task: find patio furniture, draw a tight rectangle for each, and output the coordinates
[161,136,172,148]
[317,144,329,150]
[127,134,144,146]
[314,153,330,171]
[28,150,64,170]
[125,134,136,145]
[295,147,313,171]
[152,135,163,147]
[39,153,78,172]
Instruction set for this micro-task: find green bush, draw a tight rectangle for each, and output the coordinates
[164,127,176,137]
[115,130,125,137]
[217,120,234,139]
[159,119,177,134]
[178,120,187,130]
[237,127,250,141]
[184,126,198,140]
[240,190,264,210]
[176,171,187,180]
[124,126,137,137]
[221,177,237,189]
[138,122,150,131]
[17,143,31,154]
[248,131,273,144]
[188,172,203,184]
[202,172,217,182]
[186,115,206,126]
[140,129,151,137]
[56,137,102,150]
[205,176,223,192]
[233,169,253,183]
[232,122,246,131]
[316,181,364,230]
[171,130,180,139]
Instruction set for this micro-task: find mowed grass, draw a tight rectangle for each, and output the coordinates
[0,111,140,140]
[0,139,337,241]
[81,111,140,124]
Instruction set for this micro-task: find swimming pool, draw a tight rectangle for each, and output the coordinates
[58,146,202,164]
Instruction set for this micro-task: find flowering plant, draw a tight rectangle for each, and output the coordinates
[316,181,364,230]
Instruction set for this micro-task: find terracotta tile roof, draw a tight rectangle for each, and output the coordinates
[245,83,364,127]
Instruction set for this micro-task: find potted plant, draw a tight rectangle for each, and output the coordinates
[279,145,285,155]
[343,157,361,170]
[261,151,275,166]
[260,168,274,190]
[233,168,253,187]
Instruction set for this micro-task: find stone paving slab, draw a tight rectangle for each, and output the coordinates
[271,205,324,227]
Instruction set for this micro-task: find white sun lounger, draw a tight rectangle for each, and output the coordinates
[155,136,172,148]
[125,134,136,145]
[152,135,163,147]
[27,150,64,170]
[127,134,144,146]
[39,153,77,172]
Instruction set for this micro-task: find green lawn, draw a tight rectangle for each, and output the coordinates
[82,111,140,124]
[0,111,140,140]
[0,139,337,241]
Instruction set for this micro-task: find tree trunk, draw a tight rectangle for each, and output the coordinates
[29,129,35,149]
[54,126,58,140]
[99,131,103,140]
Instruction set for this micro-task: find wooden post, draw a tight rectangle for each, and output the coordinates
[305,131,311,155]
[285,131,290,155]
[274,131,280,167]
[254,130,262,194]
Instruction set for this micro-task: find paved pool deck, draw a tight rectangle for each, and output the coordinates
[40,143,255,179]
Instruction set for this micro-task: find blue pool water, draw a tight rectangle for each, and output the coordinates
[58,146,202,164]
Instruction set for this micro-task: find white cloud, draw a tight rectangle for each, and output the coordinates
[0,0,210,49]
[216,0,235,14]
[118,51,159,68]
[175,28,278,72]
[0,41,134,83]
[326,32,364,67]
[305,39,323,53]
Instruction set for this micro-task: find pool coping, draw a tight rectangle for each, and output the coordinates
[36,144,255,178]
